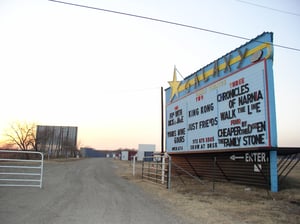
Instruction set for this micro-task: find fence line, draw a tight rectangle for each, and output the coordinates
[141,154,171,189]
[0,150,44,188]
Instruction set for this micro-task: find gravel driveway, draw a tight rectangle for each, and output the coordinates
[0,158,189,224]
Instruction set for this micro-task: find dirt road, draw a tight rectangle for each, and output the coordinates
[0,158,188,224]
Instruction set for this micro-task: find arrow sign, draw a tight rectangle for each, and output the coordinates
[230,154,245,161]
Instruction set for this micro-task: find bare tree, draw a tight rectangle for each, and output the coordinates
[4,122,37,151]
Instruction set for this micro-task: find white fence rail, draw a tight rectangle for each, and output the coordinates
[0,150,44,188]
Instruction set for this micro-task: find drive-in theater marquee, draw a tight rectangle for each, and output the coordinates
[166,32,279,191]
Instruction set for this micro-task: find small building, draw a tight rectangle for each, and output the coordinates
[121,151,128,160]
[80,148,137,159]
[80,148,106,157]
[136,144,155,161]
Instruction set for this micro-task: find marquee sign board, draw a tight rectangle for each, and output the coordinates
[166,32,277,154]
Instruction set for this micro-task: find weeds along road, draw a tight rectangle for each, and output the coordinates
[0,158,188,224]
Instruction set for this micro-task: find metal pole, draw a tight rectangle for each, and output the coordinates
[161,86,164,154]
[161,155,165,184]
[213,156,216,192]
[167,155,171,189]
[40,152,44,188]
[132,156,136,176]
[142,160,144,179]
[156,160,158,183]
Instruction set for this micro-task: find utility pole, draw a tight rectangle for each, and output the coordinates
[161,86,164,154]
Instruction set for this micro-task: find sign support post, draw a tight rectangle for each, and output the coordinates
[270,150,278,192]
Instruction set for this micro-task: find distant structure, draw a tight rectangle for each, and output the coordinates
[80,148,137,160]
[80,148,115,158]
[136,144,156,161]
[36,125,78,158]
[121,151,129,160]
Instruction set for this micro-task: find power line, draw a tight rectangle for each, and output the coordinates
[237,0,300,17]
[48,0,300,52]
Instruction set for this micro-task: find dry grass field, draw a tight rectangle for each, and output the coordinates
[114,159,300,224]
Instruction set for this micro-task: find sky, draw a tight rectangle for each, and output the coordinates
[0,0,300,150]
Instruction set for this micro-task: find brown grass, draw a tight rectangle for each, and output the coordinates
[114,159,300,224]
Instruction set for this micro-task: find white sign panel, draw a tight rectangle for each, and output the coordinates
[166,61,270,153]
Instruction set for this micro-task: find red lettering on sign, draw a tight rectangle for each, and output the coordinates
[230,78,245,88]
[196,95,204,102]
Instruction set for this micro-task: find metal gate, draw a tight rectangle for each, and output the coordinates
[142,154,171,188]
[0,150,44,188]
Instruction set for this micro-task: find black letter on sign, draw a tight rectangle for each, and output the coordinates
[237,48,248,69]
[224,54,231,73]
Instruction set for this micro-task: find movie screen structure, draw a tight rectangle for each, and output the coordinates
[36,125,78,158]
